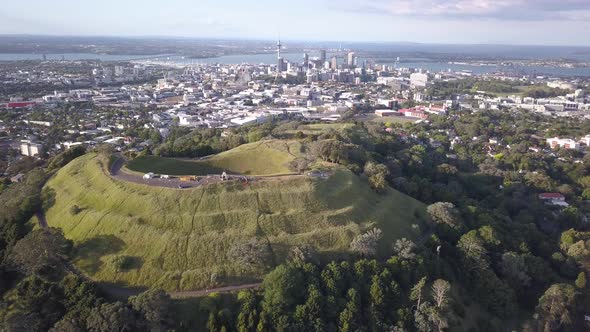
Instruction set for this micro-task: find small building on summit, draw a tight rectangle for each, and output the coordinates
[538,193,569,207]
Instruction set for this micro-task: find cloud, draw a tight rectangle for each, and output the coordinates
[343,0,590,20]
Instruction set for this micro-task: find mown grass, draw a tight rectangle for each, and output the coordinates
[286,123,355,135]
[127,140,303,176]
[365,115,417,124]
[44,152,426,291]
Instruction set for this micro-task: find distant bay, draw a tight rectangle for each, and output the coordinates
[2,52,590,77]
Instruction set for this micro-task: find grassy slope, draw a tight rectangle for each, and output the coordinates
[361,114,417,125]
[285,123,355,136]
[126,140,302,176]
[44,153,426,291]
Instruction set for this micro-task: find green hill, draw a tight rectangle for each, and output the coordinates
[127,140,303,176]
[43,150,426,291]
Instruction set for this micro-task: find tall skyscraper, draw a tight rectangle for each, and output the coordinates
[320,50,327,63]
[331,56,338,70]
[278,58,285,73]
[303,53,309,67]
[347,52,355,67]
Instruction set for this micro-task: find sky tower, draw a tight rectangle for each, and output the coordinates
[276,39,284,73]
[277,39,282,59]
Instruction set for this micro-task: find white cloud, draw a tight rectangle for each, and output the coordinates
[346,0,590,20]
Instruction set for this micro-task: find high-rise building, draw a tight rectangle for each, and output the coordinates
[114,65,125,76]
[278,58,285,73]
[410,73,429,88]
[331,56,338,70]
[303,53,309,67]
[276,40,283,73]
[320,50,327,63]
[347,52,355,67]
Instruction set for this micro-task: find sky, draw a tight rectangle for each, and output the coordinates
[2,0,590,45]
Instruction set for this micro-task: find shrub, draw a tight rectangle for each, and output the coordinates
[70,205,82,215]
[350,228,382,257]
[108,255,136,271]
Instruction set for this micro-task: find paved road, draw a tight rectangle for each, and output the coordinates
[169,283,262,299]
[108,155,310,190]
[110,156,208,189]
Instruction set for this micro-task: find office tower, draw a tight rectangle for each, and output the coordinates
[303,53,309,67]
[320,50,327,63]
[347,52,355,67]
[278,58,285,73]
[115,65,125,76]
[331,56,338,70]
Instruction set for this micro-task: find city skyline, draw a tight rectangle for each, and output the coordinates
[2,0,590,46]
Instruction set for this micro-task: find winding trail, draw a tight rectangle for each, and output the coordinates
[169,283,262,299]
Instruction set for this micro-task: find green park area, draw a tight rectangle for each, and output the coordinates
[42,150,426,291]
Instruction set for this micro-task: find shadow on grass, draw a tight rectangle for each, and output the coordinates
[41,187,56,211]
[109,255,144,271]
[96,281,147,301]
[74,235,126,274]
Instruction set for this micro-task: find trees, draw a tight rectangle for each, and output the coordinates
[410,277,427,309]
[393,238,417,260]
[412,279,452,332]
[289,245,318,265]
[7,228,72,277]
[427,202,461,228]
[535,284,577,332]
[288,158,311,174]
[457,231,517,317]
[414,302,447,332]
[339,288,362,332]
[47,145,86,171]
[129,289,171,332]
[350,228,383,257]
[364,162,391,193]
[261,264,306,322]
[0,169,45,260]
[575,272,587,289]
[431,280,451,309]
[293,285,325,331]
[0,275,66,331]
[309,139,349,164]
[500,252,531,288]
[85,302,144,332]
[523,172,554,192]
[237,290,259,332]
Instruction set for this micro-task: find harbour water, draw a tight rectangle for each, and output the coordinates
[2,52,590,77]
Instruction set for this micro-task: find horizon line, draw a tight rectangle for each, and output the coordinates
[1,33,590,48]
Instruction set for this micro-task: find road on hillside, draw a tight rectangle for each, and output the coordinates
[109,155,210,189]
[169,283,262,299]
[109,154,311,190]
